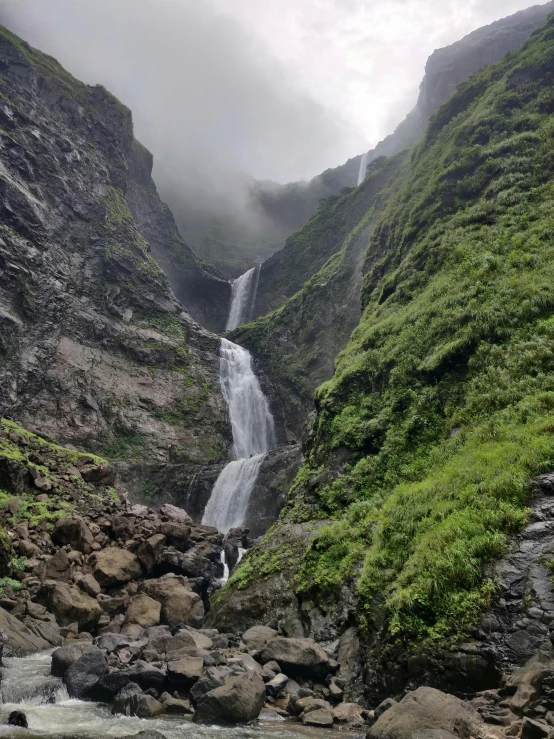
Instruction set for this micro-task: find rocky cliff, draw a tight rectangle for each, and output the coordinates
[215,10,554,703]
[0,27,230,468]
[227,3,554,443]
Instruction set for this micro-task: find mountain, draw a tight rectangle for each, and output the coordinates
[0,26,229,468]
[213,8,554,701]
[230,1,554,440]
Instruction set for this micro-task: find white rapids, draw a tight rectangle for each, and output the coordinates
[202,339,275,534]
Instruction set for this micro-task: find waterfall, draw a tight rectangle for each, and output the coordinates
[202,338,275,534]
[225,266,260,331]
[357,150,369,186]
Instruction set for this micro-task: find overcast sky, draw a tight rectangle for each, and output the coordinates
[0,0,545,185]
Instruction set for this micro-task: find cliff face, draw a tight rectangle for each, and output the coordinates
[215,10,554,698]
[230,2,554,442]
[0,28,229,467]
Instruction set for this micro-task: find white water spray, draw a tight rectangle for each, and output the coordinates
[225,266,260,332]
[202,338,276,533]
[357,150,369,186]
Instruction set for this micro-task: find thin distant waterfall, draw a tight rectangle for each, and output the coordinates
[202,338,276,533]
[225,266,260,332]
[357,150,369,186]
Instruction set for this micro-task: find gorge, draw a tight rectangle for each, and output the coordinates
[2,3,554,738]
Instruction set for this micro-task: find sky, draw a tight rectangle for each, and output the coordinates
[0,0,544,185]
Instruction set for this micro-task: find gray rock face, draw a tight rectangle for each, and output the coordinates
[39,581,101,631]
[64,651,109,699]
[0,28,229,469]
[368,687,484,739]
[195,671,266,724]
[0,606,50,655]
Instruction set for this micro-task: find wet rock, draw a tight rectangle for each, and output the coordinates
[51,644,99,677]
[163,696,192,714]
[368,687,484,739]
[125,594,161,628]
[333,702,366,726]
[303,708,334,726]
[92,548,142,587]
[121,660,166,692]
[266,673,288,699]
[52,518,94,554]
[112,681,144,716]
[65,650,108,699]
[260,637,331,679]
[195,670,266,724]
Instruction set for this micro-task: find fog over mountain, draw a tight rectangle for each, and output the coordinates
[0,0,548,273]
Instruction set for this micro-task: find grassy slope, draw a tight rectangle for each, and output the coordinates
[233,15,554,644]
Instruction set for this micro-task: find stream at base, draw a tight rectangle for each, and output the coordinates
[0,652,337,739]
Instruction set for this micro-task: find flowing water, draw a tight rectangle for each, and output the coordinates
[357,151,369,186]
[202,339,276,534]
[226,266,260,332]
[0,651,334,739]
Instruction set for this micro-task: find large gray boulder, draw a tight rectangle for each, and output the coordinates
[51,644,99,677]
[64,650,108,699]
[260,636,330,679]
[368,687,484,739]
[195,671,266,724]
[125,594,161,628]
[92,548,143,587]
[160,504,193,524]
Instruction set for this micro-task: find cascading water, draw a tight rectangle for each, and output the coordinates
[225,266,260,331]
[357,150,369,186]
[202,338,275,534]
[0,651,301,738]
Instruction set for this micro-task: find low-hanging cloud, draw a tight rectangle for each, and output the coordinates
[0,0,364,257]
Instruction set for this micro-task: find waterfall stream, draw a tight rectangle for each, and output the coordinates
[0,651,318,738]
[226,266,260,332]
[357,150,369,186]
[202,339,275,534]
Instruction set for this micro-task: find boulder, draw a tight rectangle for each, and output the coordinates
[266,673,288,699]
[23,617,63,646]
[167,657,203,689]
[368,687,484,739]
[112,682,144,716]
[195,671,266,724]
[64,650,108,699]
[303,708,334,727]
[165,630,198,659]
[190,667,230,702]
[333,702,366,726]
[125,594,161,628]
[161,549,216,581]
[159,522,191,550]
[51,644,99,677]
[260,637,330,679]
[33,549,72,581]
[92,548,142,587]
[0,606,50,654]
[136,534,166,573]
[140,575,204,626]
[52,517,94,554]
[39,581,101,630]
[242,625,278,654]
[163,697,192,714]
[160,504,193,524]
[75,573,101,598]
[376,698,398,720]
[122,661,166,692]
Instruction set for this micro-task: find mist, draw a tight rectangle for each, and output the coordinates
[0,0,546,272]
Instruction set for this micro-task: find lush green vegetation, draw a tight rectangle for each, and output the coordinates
[238,16,554,645]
